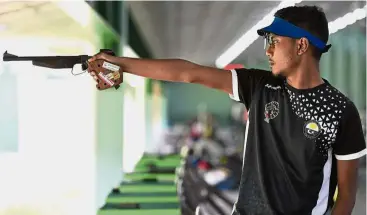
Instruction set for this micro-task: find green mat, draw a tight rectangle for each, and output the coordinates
[98,154,181,215]
[116,184,176,193]
[124,173,176,181]
[101,202,180,210]
[134,158,181,171]
[109,191,177,197]
[99,209,180,215]
[121,181,174,186]
[107,195,178,203]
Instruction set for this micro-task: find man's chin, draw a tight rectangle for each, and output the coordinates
[271,69,281,76]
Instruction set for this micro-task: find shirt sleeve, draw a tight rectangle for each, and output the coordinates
[229,68,272,109]
[333,101,366,160]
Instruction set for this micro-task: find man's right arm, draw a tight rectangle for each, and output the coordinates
[119,57,233,94]
[88,53,270,108]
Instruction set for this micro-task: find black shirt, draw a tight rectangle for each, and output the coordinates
[229,68,366,215]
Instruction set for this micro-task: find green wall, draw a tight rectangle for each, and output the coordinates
[320,24,366,110]
[88,0,169,177]
[164,82,233,126]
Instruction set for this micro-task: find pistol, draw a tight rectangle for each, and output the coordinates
[2,49,123,90]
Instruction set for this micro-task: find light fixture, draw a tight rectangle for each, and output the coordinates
[215,0,303,68]
[328,5,366,34]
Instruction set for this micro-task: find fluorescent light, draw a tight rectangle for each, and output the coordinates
[215,2,366,68]
[215,0,303,68]
[328,5,367,34]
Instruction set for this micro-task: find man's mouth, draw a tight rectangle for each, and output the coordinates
[269,61,275,66]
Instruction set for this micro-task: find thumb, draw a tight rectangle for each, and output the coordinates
[88,52,108,63]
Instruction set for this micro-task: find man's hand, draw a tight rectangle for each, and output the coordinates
[331,158,360,215]
[87,52,121,82]
[86,52,124,90]
[88,51,120,65]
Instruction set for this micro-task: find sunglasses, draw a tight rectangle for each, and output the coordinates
[263,33,279,49]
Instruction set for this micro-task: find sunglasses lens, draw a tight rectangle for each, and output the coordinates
[264,39,269,49]
[264,34,271,49]
[264,33,275,49]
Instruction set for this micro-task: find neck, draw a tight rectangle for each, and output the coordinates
[286,58,324,89]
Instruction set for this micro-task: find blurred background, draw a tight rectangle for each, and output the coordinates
[0,1,365,215]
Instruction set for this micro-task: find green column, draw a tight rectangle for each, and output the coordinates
[340,32,351,97]
[120,1,129,56]
[348,28,364,109]
[91,0,128,209]
[328,35,343,92]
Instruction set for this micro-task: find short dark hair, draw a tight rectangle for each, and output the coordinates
[274,5,329,60]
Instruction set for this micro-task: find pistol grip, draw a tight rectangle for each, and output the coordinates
[88,59,123,91]
[99,49,115,56]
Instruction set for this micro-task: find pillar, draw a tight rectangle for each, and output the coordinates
[89,0,128,210]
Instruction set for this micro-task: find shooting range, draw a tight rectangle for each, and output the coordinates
[0,1,365,215]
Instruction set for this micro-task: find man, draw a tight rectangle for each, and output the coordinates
[89,5,366,215]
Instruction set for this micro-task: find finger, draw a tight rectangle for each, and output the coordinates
[89,71,95,76]
[92,75,98,82]
[88,55,96,62]
[88,54,99,62]
[90,71,98,81]
[88,52,107,62]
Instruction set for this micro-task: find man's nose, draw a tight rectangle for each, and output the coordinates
[265,46,273,58]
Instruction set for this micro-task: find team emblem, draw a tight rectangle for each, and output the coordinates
[303,120,321,139]
[264,101,279,123]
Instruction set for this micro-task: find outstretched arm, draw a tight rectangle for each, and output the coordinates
[88,53,232,95]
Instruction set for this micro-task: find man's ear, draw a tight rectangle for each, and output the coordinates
[297,37,309,55]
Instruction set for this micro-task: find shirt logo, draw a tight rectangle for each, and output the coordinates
[303,120,322,139]
[264,101,279,123]
[265,84,282,90]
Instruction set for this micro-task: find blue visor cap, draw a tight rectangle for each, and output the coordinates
[257,17,331,53]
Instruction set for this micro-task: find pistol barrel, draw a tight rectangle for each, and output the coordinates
[3,51,58,61]
[3,51,90,61]
[2,51,91,69]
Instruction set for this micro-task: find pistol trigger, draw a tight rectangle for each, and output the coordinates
[70,64,86,76]
[71,66,76,76]
[81,62,88,71]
